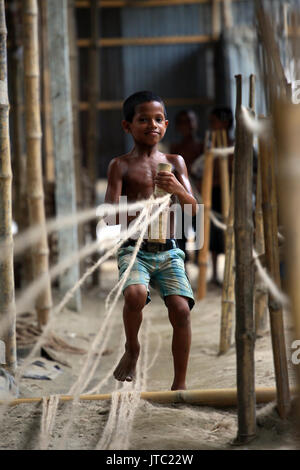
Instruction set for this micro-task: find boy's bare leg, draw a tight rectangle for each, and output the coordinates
[114,284,148,382]
[165,295,191,391]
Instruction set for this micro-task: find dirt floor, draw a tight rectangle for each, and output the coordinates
[1,255,300,451]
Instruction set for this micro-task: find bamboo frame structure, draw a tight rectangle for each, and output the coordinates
[233,75,256,444]
[260,131,291,419]
[23,0,53,327]
[0,0,17,373]
[196,132,216,300]
[2,386,295,408]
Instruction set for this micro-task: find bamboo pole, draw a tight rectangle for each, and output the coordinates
[217,130,230,231]
[255,124,268,337]
[196,132,216,300]
[0,0,17,373]
[9,1,26,231]
[76,35,218,48]
[2,386,295,408]
[39,0,55,184]
[219,157,235,354]
[233,75,256,444]
[260,124,291,420]
[23,0,53,327]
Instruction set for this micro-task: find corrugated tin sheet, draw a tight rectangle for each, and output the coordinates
[76,0,300,177]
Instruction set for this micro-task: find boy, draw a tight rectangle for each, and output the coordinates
[104,91,198,391]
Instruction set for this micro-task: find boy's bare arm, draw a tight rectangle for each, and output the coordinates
[104,158,123,225]
[154,155,198,215]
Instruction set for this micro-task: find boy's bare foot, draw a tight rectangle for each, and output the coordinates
[113,350,139,382]
[171,382,187,391]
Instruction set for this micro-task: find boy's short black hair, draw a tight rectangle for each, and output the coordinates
[123,90,167,122]
[210,106,234,129]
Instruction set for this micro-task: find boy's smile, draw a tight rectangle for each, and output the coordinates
[123,100,168,146]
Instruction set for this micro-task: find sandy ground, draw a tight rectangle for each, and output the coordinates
[0,255,299,451]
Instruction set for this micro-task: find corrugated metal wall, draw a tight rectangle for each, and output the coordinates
[76,0,300,178]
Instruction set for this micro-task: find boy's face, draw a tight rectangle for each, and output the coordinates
[122,101,168,146]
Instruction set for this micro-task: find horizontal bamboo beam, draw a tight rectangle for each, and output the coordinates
[76,0,229,8]
[77,35,217,47]
[2,387,297,408]
[79,97,214,111]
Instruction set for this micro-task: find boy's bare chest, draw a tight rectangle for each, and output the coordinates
[123,159,169,197]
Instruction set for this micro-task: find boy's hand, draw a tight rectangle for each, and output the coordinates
[154,171,184,196]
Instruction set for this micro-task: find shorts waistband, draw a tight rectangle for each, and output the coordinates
[121,238,178,253]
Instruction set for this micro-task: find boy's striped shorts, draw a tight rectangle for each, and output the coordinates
[117,244,195,310]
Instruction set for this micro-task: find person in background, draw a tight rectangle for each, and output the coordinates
[170,110,203,257]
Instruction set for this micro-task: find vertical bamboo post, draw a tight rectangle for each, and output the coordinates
[217,130,230,229]
[274,101,300,427]
[255,123,268,337]
[260,122,291,419]
[219,159,235,354]
[46,0,81,311]
[0,0,17,373]
[23,0,53,327]
[39,0,55,184]
[196,132,216,300]
[9,0,26,232]
[233,75,256,444]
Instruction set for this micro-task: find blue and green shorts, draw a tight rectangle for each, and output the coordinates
[117,243,195,310]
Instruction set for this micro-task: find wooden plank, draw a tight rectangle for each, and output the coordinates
[77,35,218,47]
[79,97,214,110]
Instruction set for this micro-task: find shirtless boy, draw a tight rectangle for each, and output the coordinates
[105,91,198,391]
